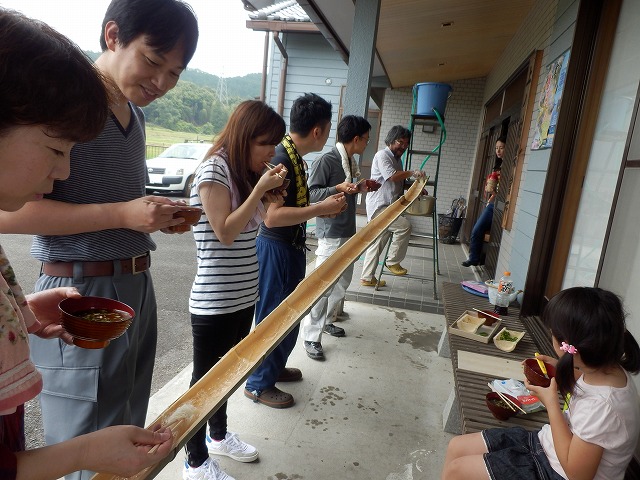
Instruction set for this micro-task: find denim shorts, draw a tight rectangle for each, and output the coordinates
[482,427,565,480]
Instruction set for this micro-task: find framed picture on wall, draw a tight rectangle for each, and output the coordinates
[531,49,571,150]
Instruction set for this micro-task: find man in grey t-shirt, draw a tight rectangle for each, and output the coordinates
[361,125,424,285]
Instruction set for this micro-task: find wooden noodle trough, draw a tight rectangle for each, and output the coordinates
[92,178,426,480]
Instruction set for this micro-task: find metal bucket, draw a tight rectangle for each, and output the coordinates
[406,195,435,216]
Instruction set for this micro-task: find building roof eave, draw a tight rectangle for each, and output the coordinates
[246,19,319,33]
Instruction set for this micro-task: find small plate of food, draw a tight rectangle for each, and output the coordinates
[493,327,525,352]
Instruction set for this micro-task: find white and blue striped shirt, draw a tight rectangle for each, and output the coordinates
[189,156,260,315]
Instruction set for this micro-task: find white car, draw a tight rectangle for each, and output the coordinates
[146,142,212,196]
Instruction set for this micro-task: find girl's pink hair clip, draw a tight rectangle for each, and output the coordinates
[560,341,578,355]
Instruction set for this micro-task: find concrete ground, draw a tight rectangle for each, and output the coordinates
[147,301,455,480]
[309,214,483,315]
[8,208,472,480]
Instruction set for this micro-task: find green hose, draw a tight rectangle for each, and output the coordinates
[420,108,446,170]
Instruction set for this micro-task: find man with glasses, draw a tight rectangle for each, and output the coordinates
[300,115,371,360]
[360,125,424,286]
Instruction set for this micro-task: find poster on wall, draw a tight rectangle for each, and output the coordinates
[531,49,571,150]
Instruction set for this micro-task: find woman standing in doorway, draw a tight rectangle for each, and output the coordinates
[462,136,506,267]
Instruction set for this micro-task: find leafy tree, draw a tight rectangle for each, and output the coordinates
[83,51,260,135]
[175,120,197,133]
[199,122,215,136]
[142,81,247,133]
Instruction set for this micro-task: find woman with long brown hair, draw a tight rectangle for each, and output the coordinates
[184,100,286,480]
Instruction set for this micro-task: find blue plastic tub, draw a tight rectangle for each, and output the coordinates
[415,82,452,117]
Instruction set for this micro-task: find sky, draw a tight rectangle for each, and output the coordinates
[1,0,265,77]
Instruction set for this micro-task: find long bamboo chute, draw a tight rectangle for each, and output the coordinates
[93,178,427,480]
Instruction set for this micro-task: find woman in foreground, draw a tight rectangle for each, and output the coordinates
[0,9,173,480]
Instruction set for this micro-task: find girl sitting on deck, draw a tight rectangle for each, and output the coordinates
[441,286,640,480]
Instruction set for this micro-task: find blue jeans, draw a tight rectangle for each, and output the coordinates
[468,203,494,264]
[482,427,564,480]
[245,236,306,393]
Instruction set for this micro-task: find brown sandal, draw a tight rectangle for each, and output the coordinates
[244,387,294,409]
[277,367,303,382]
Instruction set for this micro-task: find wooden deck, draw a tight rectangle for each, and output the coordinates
[442,281,550,433]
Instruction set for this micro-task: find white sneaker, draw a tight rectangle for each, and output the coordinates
[182,458,235,480]
[206,432,259,463]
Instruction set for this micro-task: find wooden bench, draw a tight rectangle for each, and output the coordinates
[521,314,555,356]
[440,282,640,479]
[440,282,549,434]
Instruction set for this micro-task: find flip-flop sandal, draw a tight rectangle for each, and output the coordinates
[244,387,294,409]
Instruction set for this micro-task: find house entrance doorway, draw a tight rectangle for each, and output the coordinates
[463,59,533,279]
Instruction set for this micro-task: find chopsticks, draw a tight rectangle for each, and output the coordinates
[472,308,500,321]
[147,418,185,454]
[487,382,527,414]
[535,352,549,379]
[263,162,285,179]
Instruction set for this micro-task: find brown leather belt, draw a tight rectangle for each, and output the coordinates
[42,253,150,277]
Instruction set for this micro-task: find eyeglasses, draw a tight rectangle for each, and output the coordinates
[360,135,370,145]
[394,139,409,148]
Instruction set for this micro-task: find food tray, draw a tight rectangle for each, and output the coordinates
[449,310,502,343]
[456,314,485,333]
[493,327,526,352]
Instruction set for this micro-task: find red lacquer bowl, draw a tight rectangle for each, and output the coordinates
[523,358,556,388]
[270,178,290,194]
[59,296,135,349]
[169,207,203,232]
[365,179,381,191]
[485,392,521,421]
